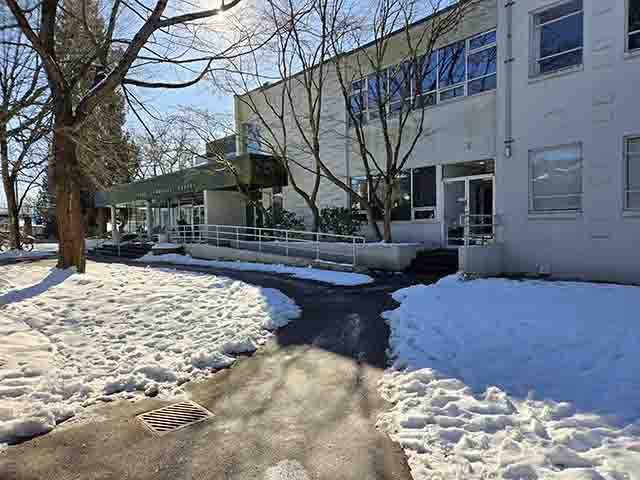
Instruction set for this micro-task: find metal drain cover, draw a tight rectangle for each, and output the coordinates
[137,401,213,435]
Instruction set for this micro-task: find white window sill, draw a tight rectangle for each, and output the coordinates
[528,211,582,220]
[622,210,640,218]
[528,64,583,85]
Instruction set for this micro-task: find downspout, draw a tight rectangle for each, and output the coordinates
[504,1,515,158]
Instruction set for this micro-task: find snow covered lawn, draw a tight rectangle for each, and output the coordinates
[0,262,300,445]
[134,253,374,286]
[0,243,58,260]
[378,275,640,480]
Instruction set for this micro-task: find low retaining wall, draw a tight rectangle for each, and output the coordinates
[185,242,427,272]
[459,244,504,276]
[355,244,427,271]
[185,244,358,273]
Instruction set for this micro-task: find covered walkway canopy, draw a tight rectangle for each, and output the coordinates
[98,153,286,240]
[102,153,286,206]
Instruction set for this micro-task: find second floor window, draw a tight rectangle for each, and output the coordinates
[625,137,640,210]
[348,29,497,126]
[532,0,583,76]
[629,0,640,51]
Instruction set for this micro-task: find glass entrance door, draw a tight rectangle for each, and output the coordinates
[444,175,494,247]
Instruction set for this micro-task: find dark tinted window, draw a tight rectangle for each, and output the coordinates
[539,11,583,58]
[412,166,436,208]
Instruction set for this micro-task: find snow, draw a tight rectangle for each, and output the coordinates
[0,243,58,260]
[378,274,640,480]
[0,262,300,445]
[152,243,182,249]
[134,253,374,286]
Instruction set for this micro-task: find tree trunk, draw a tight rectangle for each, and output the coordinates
[309,202,320,233]
[0,128,21,249]
[53,114,86,273]
[366,206,382,241]
[382,184,393,243]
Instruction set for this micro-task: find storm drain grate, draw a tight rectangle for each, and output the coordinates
[137,401,213,435]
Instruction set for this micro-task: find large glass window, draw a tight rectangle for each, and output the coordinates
[348,29,497,125]
[533,0,583,76]
[351,166,436,221]
[438,41,466,88]
[629,0,640,51]
[412,166,437,219]
[529,144,582,212]
[468,33,497,95]
[243,122,262,153]
[625,137,640,210]
[350,176,369,211]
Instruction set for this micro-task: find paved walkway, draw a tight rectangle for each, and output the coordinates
[1,260,434,480]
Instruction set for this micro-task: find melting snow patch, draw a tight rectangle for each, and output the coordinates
[0,262,300,444]
[378,274,640,480]
[134,253,374,286]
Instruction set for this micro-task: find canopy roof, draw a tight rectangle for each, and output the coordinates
[102,153,286,205]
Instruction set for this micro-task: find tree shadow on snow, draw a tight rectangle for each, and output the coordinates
[0,269,74,305]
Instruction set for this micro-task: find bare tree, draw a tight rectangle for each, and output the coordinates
[329,0,481,241]
[6,0,253,272]
[230,0,479,241]
[0,6,51,249]
[131,116,202,179]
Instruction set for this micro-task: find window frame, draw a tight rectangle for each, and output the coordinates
[528,143,583,214]
[627,0,640,52]
[624,136,640,211]
[530,0,584,78]
[350,166,437,221]
[347,29,497,126]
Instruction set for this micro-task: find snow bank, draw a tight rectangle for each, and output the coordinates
[0,243,58,260]
[0,262,300,445]
[151,243,182,249]
[134,253,374,286]
[378,274,640,480]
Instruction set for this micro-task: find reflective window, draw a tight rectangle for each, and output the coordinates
[626,137,640,210]
[351,166,437,221]
[529,144,582,212]
[439,41,466,88]
[350,176,369,211]
[468,47,497,80]
[347,29,497,124]
[533,0,583,76]
[629,0,640,51]
[412,166,436,208]
[243,122,262,153]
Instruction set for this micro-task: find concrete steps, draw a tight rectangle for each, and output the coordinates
[91,243,153,259]
[406,249,459,276]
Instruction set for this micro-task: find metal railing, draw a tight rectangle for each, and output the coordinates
[462,214,497,247]
[167,224,366,267]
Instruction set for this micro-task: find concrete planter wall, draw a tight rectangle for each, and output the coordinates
[459,244,504,276]
[185,242,427,272]
[355,244,427,271]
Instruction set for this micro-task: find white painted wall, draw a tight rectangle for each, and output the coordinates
[495,0,640,283]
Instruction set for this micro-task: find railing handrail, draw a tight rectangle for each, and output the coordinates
[171,223,367,243]
[165,223,366,267]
